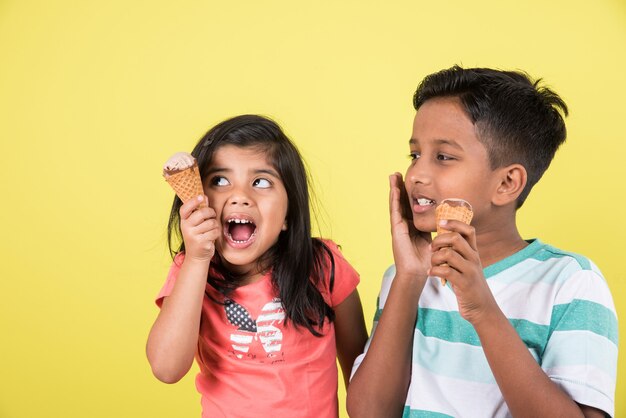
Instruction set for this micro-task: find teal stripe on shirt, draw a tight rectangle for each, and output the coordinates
[375,307,549,352]
[483,239,593,280]
[402,406,453,418]
[550,299,618,345]
[416,308,481,346]
[530,244,592,270]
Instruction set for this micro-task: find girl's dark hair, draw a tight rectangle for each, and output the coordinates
[167,114,335,336]
[413,65,568,208]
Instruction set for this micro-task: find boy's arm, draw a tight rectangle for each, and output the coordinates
[334,289,368,386]
[347,174,431,417]
[474,311,605,418]
[347,271,426,417]
[430,221,607,418]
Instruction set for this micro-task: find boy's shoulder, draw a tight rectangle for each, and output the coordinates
[524,240,595,271]
[379,240,606,298]
[483,239,604,283]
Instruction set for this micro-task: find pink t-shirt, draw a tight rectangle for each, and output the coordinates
[156,240,359,418]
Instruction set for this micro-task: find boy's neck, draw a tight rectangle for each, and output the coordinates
[475,222,528,268]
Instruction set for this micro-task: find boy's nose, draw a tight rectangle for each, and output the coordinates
[406,162,431,185]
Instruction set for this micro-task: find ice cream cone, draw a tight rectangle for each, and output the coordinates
[163,161,206,207]
[435,198,473,285]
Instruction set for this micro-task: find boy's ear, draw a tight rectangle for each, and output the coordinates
[492,164,527,206]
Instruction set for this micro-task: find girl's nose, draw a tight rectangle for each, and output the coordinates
[226,190,251,206]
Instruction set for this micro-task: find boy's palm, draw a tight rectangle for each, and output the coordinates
[389,173,432,278]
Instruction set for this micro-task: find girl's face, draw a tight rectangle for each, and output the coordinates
[204,144,288,281]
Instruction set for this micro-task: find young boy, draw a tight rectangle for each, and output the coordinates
[347,66,618,418]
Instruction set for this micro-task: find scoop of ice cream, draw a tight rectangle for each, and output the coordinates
[435,198,473,235]
[162,151,205,206]
[163,152,196,175]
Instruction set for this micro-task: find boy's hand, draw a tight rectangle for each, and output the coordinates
[389,173,432,280]
[429,220,498,325]
[179,195,221,263]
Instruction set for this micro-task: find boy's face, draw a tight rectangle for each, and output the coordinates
[405,96,499,232]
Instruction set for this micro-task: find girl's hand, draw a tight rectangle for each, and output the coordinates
[429,220,499,325]
[179,195,220,262]
[389,173,432,280]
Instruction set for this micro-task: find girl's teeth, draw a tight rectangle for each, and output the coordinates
[417,198,434,206]
[229,219,251,224]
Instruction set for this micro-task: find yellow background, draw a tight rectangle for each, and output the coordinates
[1,1,624,417]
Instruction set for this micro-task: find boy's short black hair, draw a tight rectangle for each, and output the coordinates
[413,65,568,208]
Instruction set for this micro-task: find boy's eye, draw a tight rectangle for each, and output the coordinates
[211,176,230,186]
[253,178,271,188]
[437,154,453,161]
[408,152,420,161]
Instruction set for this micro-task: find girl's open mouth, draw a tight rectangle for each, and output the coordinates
[225,217,257,247]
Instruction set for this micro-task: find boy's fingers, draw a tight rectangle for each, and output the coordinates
[432,246,464,268]
[434,220,477,250]
[389,173,404,223]
[429,264,460,285]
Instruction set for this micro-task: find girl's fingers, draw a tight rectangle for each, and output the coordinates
[179,195,206,219]
[185,205,216,227]
[193,219,221,235]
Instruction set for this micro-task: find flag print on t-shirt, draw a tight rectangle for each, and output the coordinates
[224,298,286,363]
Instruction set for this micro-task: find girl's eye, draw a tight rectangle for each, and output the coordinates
[437,154,453,161]
[253,178,271,188]
[408,152,420,161]
[211,176,230,186]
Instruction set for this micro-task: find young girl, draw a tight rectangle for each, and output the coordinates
[147,114,368,417]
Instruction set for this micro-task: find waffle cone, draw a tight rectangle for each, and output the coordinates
[435,199,473,285]
[164,163,206,207]
[435,202,473,234]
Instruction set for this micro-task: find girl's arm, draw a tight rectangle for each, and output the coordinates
[146,196,220,383]
[334,289,368,386]
[346,174,432,417]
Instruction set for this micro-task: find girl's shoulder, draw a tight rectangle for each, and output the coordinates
[313,238,360,304]
[316,237,336,251]
[315,238,344,259]
[314,238,350,270]
[172,251,186,266]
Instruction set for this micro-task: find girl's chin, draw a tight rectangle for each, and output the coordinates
[216,250,266,274]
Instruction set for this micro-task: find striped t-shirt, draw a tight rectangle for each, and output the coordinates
[352,239,618,417]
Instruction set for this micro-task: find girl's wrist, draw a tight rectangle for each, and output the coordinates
[182,255,211,271]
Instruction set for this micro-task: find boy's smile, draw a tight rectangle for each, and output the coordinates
[406,96,498,232]
[204,145,288,280]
